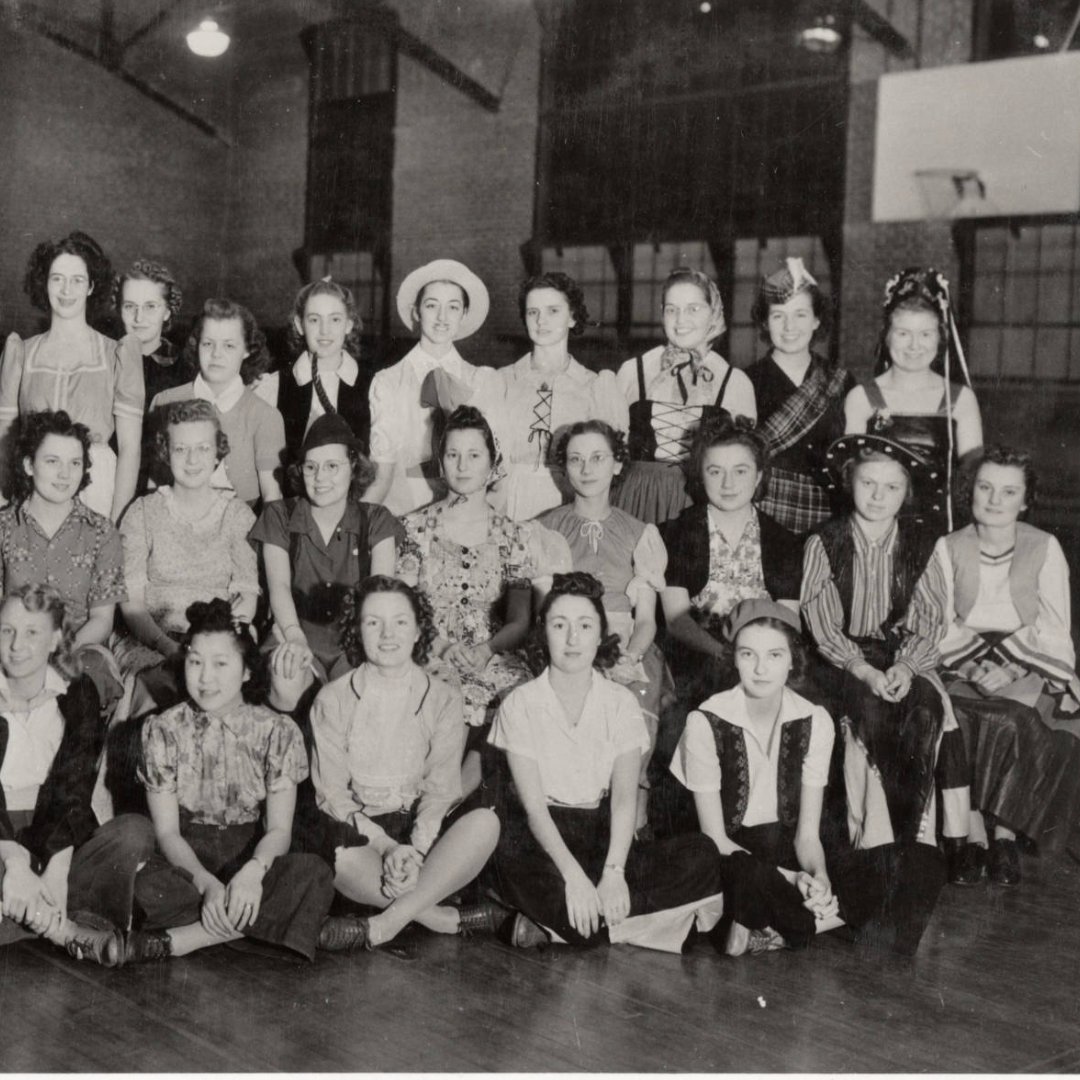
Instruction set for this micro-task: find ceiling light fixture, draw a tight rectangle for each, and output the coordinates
[186,18,230,58]
[797,14,843,53]
[1033,33,1051,49]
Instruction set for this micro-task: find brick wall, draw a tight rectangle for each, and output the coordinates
[390,0,541,367]
[0,25,229,337]
[839,0,974,374]
[221,31,309,330]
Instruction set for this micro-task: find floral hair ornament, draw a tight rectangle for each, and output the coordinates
[880,266,972,529]
[759,256,818,306]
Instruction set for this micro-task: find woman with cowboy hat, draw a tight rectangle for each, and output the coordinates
[802,432,968,871]
[365,259,492,516]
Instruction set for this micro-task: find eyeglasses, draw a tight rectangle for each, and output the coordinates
[662,303,710,320]
[301,460,348,478]
[121,301,166,318]
[566,452,613,470]
[171,443,215,458]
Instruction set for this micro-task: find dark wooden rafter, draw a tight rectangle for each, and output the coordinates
[847,0,915,59]
[119,0,186,55]
[10,3,232,145]
[393,24,500,112]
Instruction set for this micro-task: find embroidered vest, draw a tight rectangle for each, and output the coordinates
[945,522,1046,628]
[815,515,937,639]
[699,710,812,831]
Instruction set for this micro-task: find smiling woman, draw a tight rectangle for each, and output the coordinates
[0,232,144,521]
[843,267,983,535]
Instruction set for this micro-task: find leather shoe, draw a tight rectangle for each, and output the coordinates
[944,838,985,886]
[121,929,173,964]
[989,839,1021,886]
[507,912,550,949]
[318,915,371,952]
[66,924,123,967]
[458,899,511,936]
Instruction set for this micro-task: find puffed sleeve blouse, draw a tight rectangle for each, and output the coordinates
[139,702,309,827]
[0,329,144,443]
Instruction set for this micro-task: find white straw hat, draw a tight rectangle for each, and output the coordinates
[396,259,490,340]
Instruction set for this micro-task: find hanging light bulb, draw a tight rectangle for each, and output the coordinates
[186,18,230,58]
[797,14,843,53]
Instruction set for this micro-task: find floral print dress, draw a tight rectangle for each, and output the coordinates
[396,501,560,727]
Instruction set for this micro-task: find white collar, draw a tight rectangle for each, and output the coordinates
[696,685,812,734]
[293,351,359,388]
[0,664,68,711]
[403,342,465,379]
[193,373,245,414]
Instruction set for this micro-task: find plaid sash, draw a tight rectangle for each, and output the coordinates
[758,358,850,457]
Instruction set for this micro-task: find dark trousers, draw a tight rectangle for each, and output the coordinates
[68,813,335,961]
[720,822,945,955]
[494,803,723,947]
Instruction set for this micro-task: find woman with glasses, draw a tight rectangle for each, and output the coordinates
[114,400,259,706]
[613,268,756,527]
[251,414,402,683]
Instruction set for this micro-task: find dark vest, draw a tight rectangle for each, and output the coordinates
[814,515,937,646]
[662,504,804,602]
[0,675,104,870]
[277,365,372,461]
[699,709,812,831]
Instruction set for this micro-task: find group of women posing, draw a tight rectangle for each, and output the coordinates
[0,230,1074,970]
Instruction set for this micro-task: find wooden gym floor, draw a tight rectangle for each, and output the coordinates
[2,846,1079,1073]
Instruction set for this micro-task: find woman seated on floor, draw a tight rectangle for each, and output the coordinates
[0,585,106,954]
[307,576,504,951]
[63,598,360,967]
[115,399,259,710]
[671,598,944,956]
[935,446,1080,886]
[489,571,724,952]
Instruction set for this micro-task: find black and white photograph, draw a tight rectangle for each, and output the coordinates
[0,0,1078,1072]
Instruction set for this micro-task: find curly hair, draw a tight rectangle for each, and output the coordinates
[12,410,93,503]
[961,444,1038,519]
[339,576,437,669]
[285,443,377,501]
[181,298,271,385]
[23,231,113,318]
[287,278,362,357]
[181,597,267,705]
[525,571,621,675]
[750,278,831,345]
[685,414,769,505]
[112,259,183,319]
[553,420,629,470]
[840,448,914,509]
[153,399,230,476]
[518,272,589,337]
[0,584,78,680]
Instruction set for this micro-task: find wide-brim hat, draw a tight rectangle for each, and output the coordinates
[821,432,946,512]
[396,259,490,340]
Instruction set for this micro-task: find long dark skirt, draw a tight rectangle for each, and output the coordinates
[67,813,334,960]
[823,642,945,845]
[948,679,1080,850]
[493,799,723,947]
